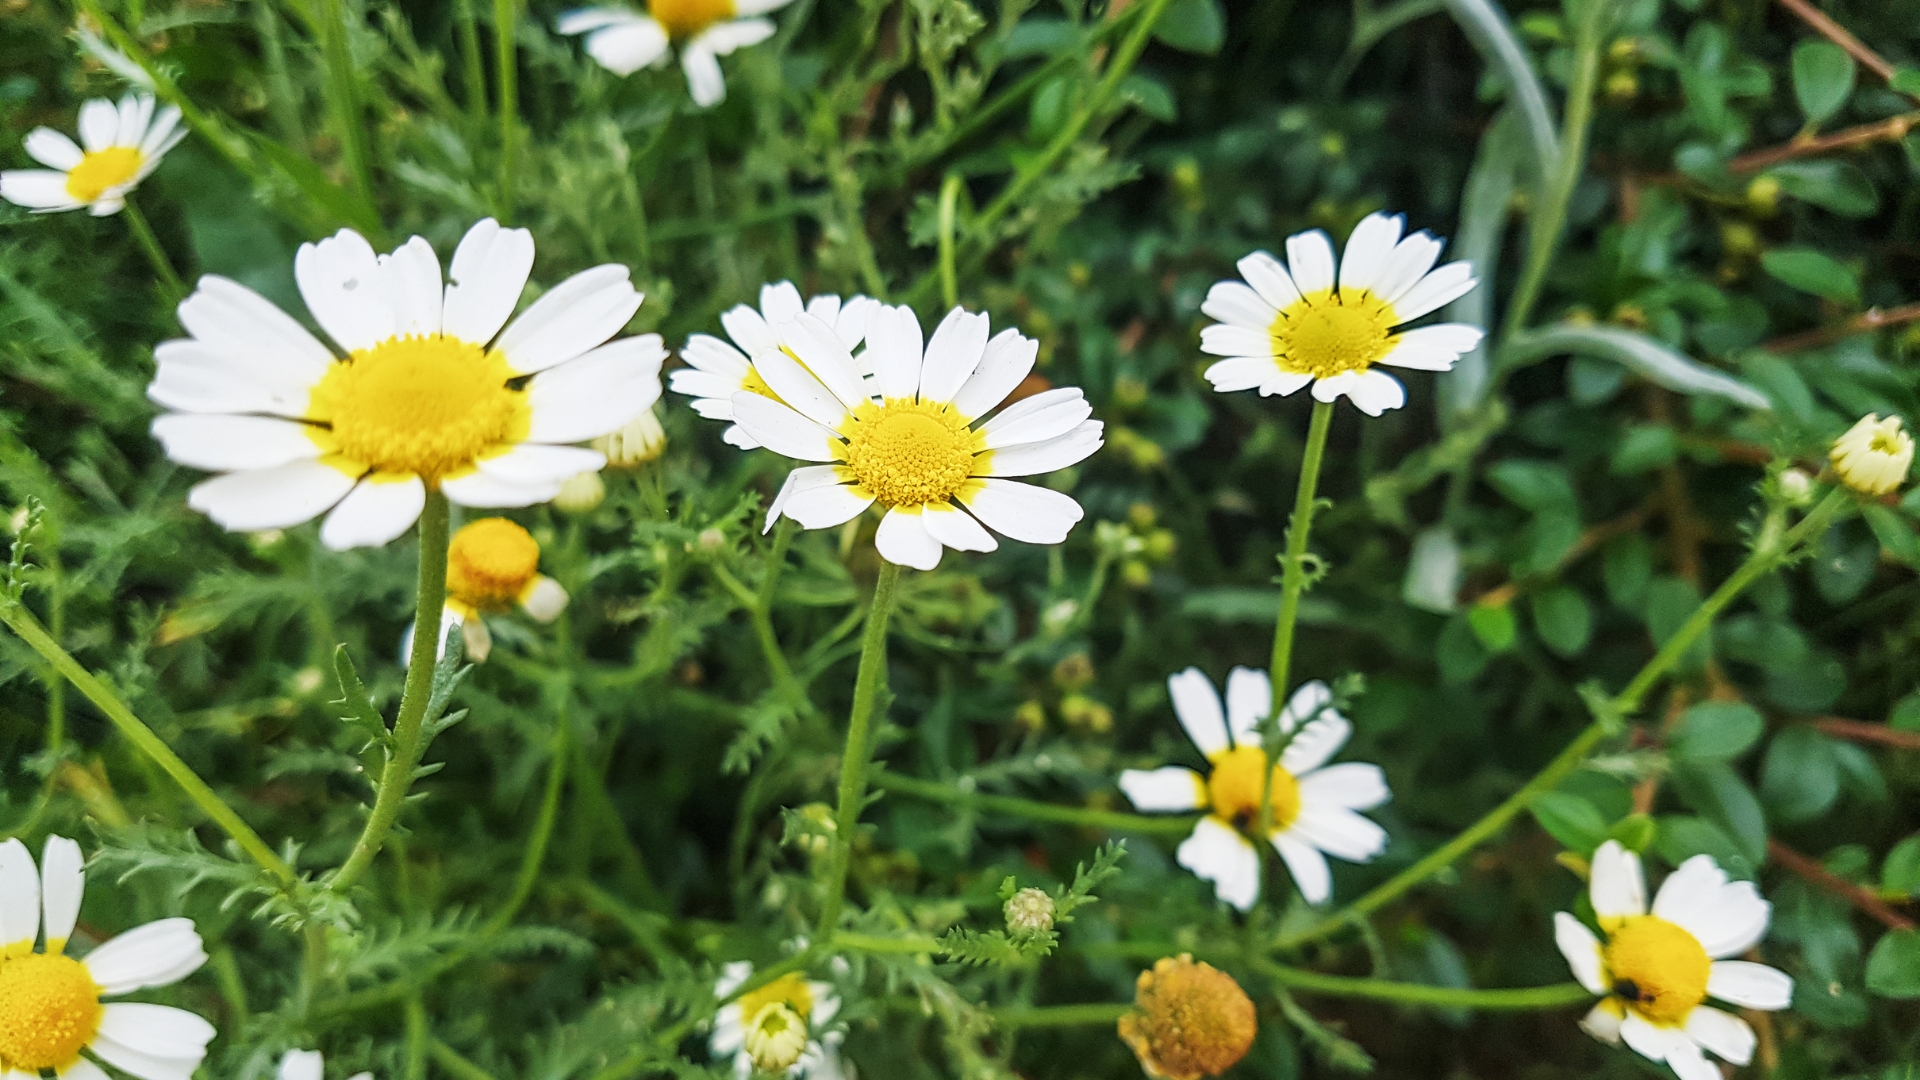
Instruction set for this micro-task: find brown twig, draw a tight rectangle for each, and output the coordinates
[1813,716,1920,751]
[1769,838,1917,930]
[1729,111,1920,174]
[1774,0,1906,89]
[1762,302,1920,352]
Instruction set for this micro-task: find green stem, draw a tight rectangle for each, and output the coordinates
[430,1040,500,1080]
[1263,966,1591,1009]
[814,561,903,940]
[494,0,520,217]
[1498,0,1610,339]
[711,518,808,712]
[0,603,295,886]
[316,0,375,206]
[331,492,451,894]
[120,198,184,300]
[872,771,1195,835]
[992,1003,1129,1029]
[1258,398,1334,844]
[937,173,962,310]
[454,0,489,124]
[832,930,943,954]
[404,994,429,1080]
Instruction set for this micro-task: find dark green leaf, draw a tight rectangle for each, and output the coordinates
[1530,586,1592,657]
[1670,761,1767,863]
[1152,0,1226,54]
[1531,790,1610,853]
[1792,40,1856,123]
[1761,248,1861,305]
[1468,601,1517,653]
[1865,930,1920,998]
[1760,726,1842,824]
[1670,701,1765,761]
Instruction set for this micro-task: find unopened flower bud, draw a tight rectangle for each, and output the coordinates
[1122,560,1153,589]
[697,527,727,554]
[1777,468,1813,506]
[1004,887,1055,934]
[1832,414,1914,496]
[1052,652,1095,691]
[1060,694,1113,735]
[593,408,667,467]
[1746,176,1781,217]
[1013,700,1047,734]
[553,470,606,513]
[1117,955,1257,1080]
[743,1002,809,1073]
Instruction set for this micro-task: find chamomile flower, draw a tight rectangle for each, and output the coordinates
[674,281,879,449]
[1199,212,1482,415]
[1117,954,1256,1080]
[1830,413,1913,496]
[0,836,213,1080]
[424,517,568,663]
[732,304,1102,571]
[557,0,796,107]
[148,218,666,549]
[1119,669,1390,910]
[279,1049,373,1080]
[1,94,183,217]
[712,962,844,1080]
[1555,842,1793,1080]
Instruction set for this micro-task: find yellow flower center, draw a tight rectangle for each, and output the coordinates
[1603,915,1711,1026]
[308,335,529,481]
[64,147,145,203]
[740,365,784,403]
[1269,291,1398,379]
[1116,954,1257,1080]
[650,0,736,39]
[0,953,104,1071]
[446,518,541,611]
[736,972,814,1025]
[1205,745,1300,834]
[837,399,981,508]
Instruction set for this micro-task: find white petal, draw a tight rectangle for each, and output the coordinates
[921,501,997,553]
[1372,233,1445,305]
[1662,1038,1721,1080]
[114,95,151,149]
[1377,324,1482,371]
[682,333,752,378]
[380,235,444,338]
[1259,371,1316,398]
[725,423,761,448]
[1297,762,1390,810]
[1337,213,1404,296]
[40,835,83,952]
[527,336,667,443]
[150,414,322,471]
[979,388,1091,450]
[444,218,536,346]
[176,276,336,387]
[1285,229,1337,295]
[520,575,569,623]
[735,0,797,15]
[148,340,312,417]
[78,98,120,151]
[295,229,396,353]
[1271,832,1331,905]
[59,1058,114,1080]
[440,470,562,508]
[1580,1000,1625,1045]
[731,393,841,461]
[1554,912,1608,994]
[769,316,865,417]
[1618,1011,1689,1067]
[1201,280,1279,330]
[951,328,1037,420]
[874,507,942,571]
[1199,323,1277,359]
[0,170,83,211]
[319,474,426,550]
[1706,961,1793,1011]
[1684,1006,1755,1065]
[1222,666,1271,747]
[1589,840,1647,924]
[91,1003,215,1080]
[1279,712,1351,776]
[279,1051,324,1080]
[83,918,206,994]
[715,960,755,997]
[672,369,744,403]
[808,984,839,1025]
[1653,854,1770,958]
[1204,356,1280,394]
[478,444,606,486]
[779,473,874,530]
[1178,817,1261,911]
[866,304,926,402]
[1167,667,1229,757]
[1278,681,1333,734]
[139,107,184,160]
[721,303,779,357]
[1237,250,1302,310]
[1388,260,1476,321]
[978,421,1102,476]
[766,465,845,531]
[918,308,989,404]
[556,7,640,33]
[0,839,40,956]
[1313,369,1405,415]
[585,18,670,74]
[682,45,727,107]
[1286,805,1387,863]
[1118,767,1207,812]
[834,295,879,347]
[25,128,84,169]
[759,281,805,325]
[695,17,776,54]
[955,478,1083,544]
[494,264,643,375]
[187,460,361,532]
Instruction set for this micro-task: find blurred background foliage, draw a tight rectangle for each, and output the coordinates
[2,0,1920,1076]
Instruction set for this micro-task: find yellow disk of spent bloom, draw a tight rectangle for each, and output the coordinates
[1205,746,1302,833]
[837,399,982,509]
[1831,413,1914,497]
[0,953,104,1070]
[1269,291,1399,380]
[1117,954,1256,1080]
[446,518,542,613]
[64,147,145,204]
[1603,916,1711,1026]
[650,0,735,39]
[308,335,529,482]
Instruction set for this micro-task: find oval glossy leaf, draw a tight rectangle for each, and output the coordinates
[1792,39,1856,124]
[1761,248,1861,306]
[1670,701,1765,761]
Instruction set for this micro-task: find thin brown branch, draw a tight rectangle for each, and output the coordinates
[1774,0,1903,88]
[1728,112,1920,174]
[1813,716,1920,751]
[1768,838,1916,931]
[1763,302,1920,352]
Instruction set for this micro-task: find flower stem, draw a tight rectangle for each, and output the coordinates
[120,198,184,300]
[871,771,1196,835]
[813,560,903,940]
[316,0,375,207]
[938,172,963,310]
[992,1003,1130,1029]
[331,491,452,894]
[494,0,520,216]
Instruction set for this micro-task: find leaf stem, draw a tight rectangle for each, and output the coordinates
[316,0,376,206]
[1258,398,1334,845]
[938,172,962,310]
[494,0,520,216]
[120,198,184,300]
[814,560,903,940]
[871,770,1196,835]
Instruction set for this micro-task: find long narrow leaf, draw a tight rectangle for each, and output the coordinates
[1439,106,1528,423]
[1443,0,1559,179]
[1500,325,1773,410]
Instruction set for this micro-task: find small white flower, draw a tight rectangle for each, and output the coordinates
[1,94,184,216]
[673,281,880,449]
[407,517,567,665]
[1199,212,1483,415]
[147,218,666,549]
[1119,669,1391,910]
[712,962,844,1080]
[557,0,796,107]
[279,1049,374,1080]
[1555,841,1793,1080]
[0,836,213,1080]
[1830,413,1913,497]
[731,303,1102,571]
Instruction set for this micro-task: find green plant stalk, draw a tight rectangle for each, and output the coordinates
[710,518,808,711]
[814,560,903,939]
[495,0,521,214]
[873,770,1197,834]
[1258,398,1335,837]
[454,0,489,124]
[317,0,376,206]
[938,173,963,309]
[430,1039,500,1080]
[120,199,184,300]
[992,1002,1130,1029]
[404,994,429,1080]
[833,930,943,954]
[995,976,1589,1027]
[0,602,295,886]
[331,492,451,893]
[1498,0,1610,339]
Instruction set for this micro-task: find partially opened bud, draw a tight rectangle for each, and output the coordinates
[594,408,667,467]
[1117,955,1256,1080]
[554,471,606,513]
[743,1001,809,1073]
[1004,888,1055,934]
[1831,414,1914,496]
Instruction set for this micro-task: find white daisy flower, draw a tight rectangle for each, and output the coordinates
[1119,669,1391,910]
[0,836,213,1080]
[1199,212,1483,416]
[1554,841,1793,1080]
[673,281,880,449]
[0,94,184,217]
[557,0,796,107]
[731,303,1103,571]
[712,962,844,1079]
[279,1050,373,1080]
[147,218,667,550]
